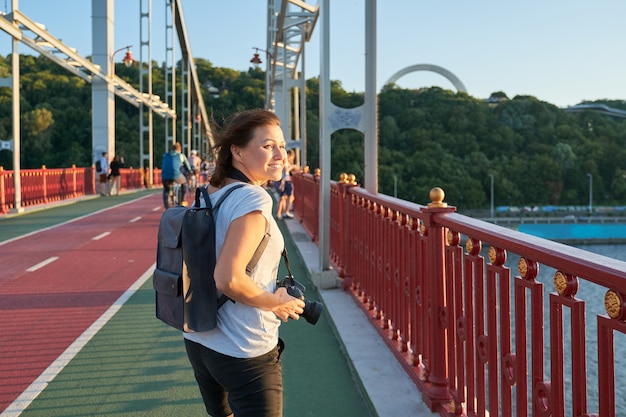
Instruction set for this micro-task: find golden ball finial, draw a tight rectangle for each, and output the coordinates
[339,173,348,183]
[427,187,447,208]
[348,174,357,185]
[605,290,625,320]
[314,168,321,176]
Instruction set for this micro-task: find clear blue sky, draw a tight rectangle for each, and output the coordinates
[2,0,626,108]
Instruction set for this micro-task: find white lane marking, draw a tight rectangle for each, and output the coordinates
[0,263,156,417]
[152,206,162,212]
[129,216,141,223]
[26,257,59,272]
[92,232,111,241]
[0,193,157,247]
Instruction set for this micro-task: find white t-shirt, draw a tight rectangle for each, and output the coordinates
[97,155,109,174]
[184,183,284,358]
[188,154,200,170]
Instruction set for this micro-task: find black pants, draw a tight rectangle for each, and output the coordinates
[184,339,284,417]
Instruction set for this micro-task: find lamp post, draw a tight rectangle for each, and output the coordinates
[586,173,593,214]
[392,174,398,198]
[110,45,134,77]
[488,173,494,219]
[250,47,274,111]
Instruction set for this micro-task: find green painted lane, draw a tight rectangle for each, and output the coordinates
[6,191,373,416]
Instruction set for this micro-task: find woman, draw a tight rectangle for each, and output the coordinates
[108,154,123,196]
[184,109,305,417]
[275,149,296,219]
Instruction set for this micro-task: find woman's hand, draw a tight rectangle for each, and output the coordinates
[272,287,305,322]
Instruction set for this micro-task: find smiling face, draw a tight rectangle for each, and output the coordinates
[231,123,286,185]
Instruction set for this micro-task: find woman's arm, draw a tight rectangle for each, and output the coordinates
[214,211,304,322]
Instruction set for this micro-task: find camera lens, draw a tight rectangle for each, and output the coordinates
[302,299,324,325]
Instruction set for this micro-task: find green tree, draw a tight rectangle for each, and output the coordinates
[4,52,626,209]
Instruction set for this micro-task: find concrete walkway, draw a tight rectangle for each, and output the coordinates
[279,216,432,417]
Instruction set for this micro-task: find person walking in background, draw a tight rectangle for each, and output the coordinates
[96,151,109,196]
[161,142,192,208]
[275,149,295,219]
[108,155,124,196]
[285,149,297,216]
[200,156,210,185]
[188,149,200,189]
[183,109,304,417]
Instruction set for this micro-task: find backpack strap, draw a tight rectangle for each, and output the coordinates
[198,183,272,307]
[196,185,268,258]
[194,183,245,209]
[217,231,270,308]
[246,231,270,275]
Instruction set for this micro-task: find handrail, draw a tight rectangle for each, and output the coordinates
[292,171,625,417]
[0,166,162,214]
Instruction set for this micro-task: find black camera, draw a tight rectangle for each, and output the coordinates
[278,276,324,325]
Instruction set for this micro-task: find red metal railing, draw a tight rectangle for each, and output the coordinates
[4,166,625,415]
[0,166,162,214]
[292,172,626,417]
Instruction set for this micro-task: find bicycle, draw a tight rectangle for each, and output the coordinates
[164,180,185,208]
[188,172,197,191]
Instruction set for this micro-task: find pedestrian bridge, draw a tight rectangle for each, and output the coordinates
[2,167,626,416]
[2,1,626,415]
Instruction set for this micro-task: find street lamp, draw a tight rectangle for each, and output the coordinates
[249,47,275,111]
[110,45,134,77]
[586,173,593,213]
[392,174,398,198]
[250,47,273,66]
[488,173,494,219]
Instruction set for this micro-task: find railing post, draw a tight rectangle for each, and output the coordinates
[340,181,358,289]
[41,165,48,203]
[335,174,358,282]
[421,187,456,410]
[0,167,5,214]
[313,169,321,243]
[88,163,96,195]
[71,164,77,197]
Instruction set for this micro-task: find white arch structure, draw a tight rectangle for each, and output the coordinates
[384,64,468,93]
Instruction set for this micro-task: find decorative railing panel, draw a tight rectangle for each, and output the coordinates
[291,172,318,242]
[293,172,626,417]
[0,166,161,214]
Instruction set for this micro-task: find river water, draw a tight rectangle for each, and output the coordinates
[572,244,626,415]
[495,243,626,415]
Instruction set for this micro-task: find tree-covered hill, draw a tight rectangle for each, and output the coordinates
[1,54,625,209]
[304,78,626,209]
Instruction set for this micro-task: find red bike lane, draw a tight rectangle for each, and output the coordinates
[0,194,164,412]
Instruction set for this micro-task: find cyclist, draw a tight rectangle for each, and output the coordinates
[161,142,192,208]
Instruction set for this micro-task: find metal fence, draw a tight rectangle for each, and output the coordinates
[0,166,161,214]
[292,171,626,417]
